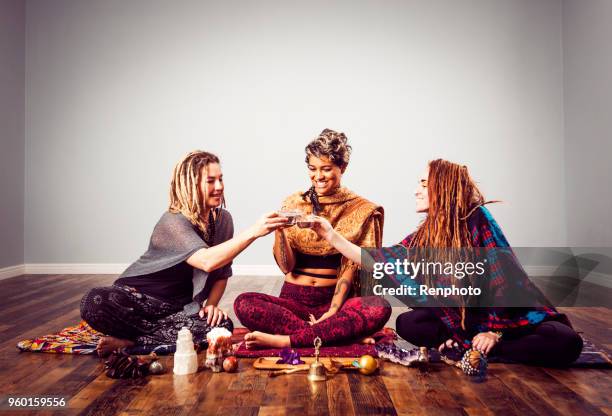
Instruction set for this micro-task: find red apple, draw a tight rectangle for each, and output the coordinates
[223,356,238,372]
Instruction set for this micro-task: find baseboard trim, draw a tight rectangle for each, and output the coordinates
[24,263,130,274]
[3,263,283,277]
[0,264,26,280]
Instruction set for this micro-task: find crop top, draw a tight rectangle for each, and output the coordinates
[292,251,341,279]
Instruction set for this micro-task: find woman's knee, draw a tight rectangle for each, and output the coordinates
[395,310,418,341]
[343,296,392,331]
[80,286,120,335]
[233,292,263,320]
[562,332,583,365]
[529,321,583,366]
[80,287,105,322]
[347,295,391,314]
[395,308,433,329]
[551,323,583,365]
[395,309,444,346]
[369,296,392,323]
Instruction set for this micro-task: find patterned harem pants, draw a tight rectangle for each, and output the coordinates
[80,284,233,347]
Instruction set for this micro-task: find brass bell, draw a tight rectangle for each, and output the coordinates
[308,360,327,381]
[307,337,326,382]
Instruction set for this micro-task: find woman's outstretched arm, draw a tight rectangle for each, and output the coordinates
[311,216,363,266]
[188,212,288,273]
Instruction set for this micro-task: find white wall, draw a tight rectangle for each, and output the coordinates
[0,0,25,269]
[24,0,568,266]
[563,0,612,246]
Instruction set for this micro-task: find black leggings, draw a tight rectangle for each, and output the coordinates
[396,308,583,367]
[80,284,233,347]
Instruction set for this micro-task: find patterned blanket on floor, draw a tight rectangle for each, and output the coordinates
[16,322,612,367]
[17,321,102,354]
[232,327,396,358]
[15,321,395,357]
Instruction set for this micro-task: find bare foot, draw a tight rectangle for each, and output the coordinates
[360,337,375,345]
[244,331,291,349]
[97,336,135,357]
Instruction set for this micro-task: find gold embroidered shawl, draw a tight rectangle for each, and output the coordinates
[281,187,384,280]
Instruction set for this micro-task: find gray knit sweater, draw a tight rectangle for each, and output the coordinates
[117,209,233,315]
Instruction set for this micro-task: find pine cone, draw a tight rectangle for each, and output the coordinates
[104,350,150,379]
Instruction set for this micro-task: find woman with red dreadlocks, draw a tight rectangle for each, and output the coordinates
[311,159,583,367]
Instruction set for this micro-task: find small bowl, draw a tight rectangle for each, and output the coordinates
[278,209,302,225]
[297,214,316,229]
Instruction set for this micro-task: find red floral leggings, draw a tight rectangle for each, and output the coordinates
[233,281,391,347]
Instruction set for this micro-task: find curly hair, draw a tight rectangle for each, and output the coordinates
[304,128,352,170]
[168,150,221,238]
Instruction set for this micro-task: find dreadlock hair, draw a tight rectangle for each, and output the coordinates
[409,159,485,250]
[302,129,352,214]
[169,150,222,244]
[408,159,497,326]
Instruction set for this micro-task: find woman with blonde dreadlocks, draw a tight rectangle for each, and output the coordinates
[310,159,583,367]
[80,151,289,356]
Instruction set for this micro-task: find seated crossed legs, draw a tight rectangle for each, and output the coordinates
[237,129,391,349]
[396,308,583,367]
[234,282,391,348]
[81,285,233,355]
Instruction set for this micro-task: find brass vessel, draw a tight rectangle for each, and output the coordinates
[307,337,326,382]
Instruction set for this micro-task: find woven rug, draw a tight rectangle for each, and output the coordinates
[16,321,612,367]
[15,322,395,357]
[17,321,102,355]
[232,327,396,358]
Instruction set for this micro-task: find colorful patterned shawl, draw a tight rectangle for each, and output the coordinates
[370,206,569,348]
[281,187,384,280]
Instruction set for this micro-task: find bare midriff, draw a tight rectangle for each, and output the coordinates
[284,268,338,287]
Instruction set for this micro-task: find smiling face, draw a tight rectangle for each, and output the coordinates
[307,156,343,196]
[415,166,429,213]
[200,162,224,209]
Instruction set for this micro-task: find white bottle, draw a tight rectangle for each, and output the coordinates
[173,327,198,375]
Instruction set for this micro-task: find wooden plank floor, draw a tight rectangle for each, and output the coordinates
[0,274,610,415]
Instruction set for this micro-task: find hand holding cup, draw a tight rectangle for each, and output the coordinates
[296,214,316,228]
[250,211,290,238]
[309,216,334,241]
[278,208,302,226]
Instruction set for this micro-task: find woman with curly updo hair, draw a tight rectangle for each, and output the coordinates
[80,151,289,356]
[234,129,391,349]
